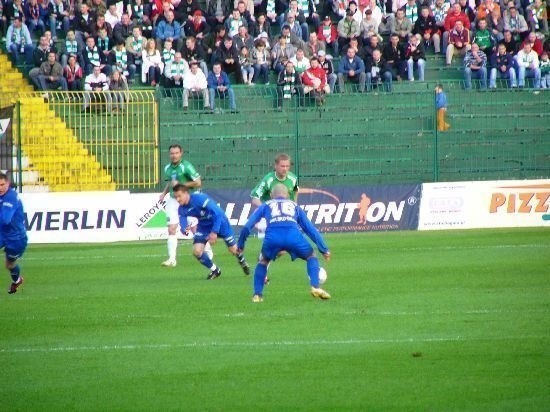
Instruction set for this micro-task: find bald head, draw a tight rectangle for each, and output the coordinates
[271,183,290,199]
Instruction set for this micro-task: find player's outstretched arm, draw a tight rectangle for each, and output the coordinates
[251,197,262,208]
[237,206,265,250]
[250,178,268,206]
[159,182,171,202]
[185,177,202,189]
[297,207,330,255]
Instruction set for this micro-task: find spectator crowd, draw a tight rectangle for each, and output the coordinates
[1,0,549,109]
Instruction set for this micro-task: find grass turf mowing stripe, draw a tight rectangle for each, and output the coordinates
[1,335,547,353]
[20,242,548,262]
[1,228,548,410]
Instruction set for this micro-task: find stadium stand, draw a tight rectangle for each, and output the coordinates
[0,0,548,191]
[157,84,549,188]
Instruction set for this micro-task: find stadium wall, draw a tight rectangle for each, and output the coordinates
[21,179,549,244]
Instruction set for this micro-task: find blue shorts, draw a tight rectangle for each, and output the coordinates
[193,219,236,247]
[4,237,28,262]
[261,228,314,261]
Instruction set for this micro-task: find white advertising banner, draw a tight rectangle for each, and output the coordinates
[129,193,192,241]
[419,179,550,230]
[22,191,133,243]
[20,178,549,243]
[21,191,192,244]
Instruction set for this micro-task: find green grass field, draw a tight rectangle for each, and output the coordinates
[1,228,549,411]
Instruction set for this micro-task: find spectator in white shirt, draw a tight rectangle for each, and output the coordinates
[516,42,541,88]
[183,61,210,110]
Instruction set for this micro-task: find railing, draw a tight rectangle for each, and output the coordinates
[9,90,159,191]
[3,85,549,192]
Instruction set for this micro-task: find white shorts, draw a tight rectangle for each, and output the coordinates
[165,197,198,228]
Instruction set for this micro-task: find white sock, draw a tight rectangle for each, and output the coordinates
[167,235,178,261]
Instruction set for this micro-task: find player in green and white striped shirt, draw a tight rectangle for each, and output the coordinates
[159,144,212,267]
[250,153,299,283]
[251,153,299,207]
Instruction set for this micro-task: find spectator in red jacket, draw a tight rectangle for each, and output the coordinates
[446,20,471,65]
[443,3,471,52]
[63,54,84,91]
[521,31,544,56]
[317,16,338,56]
[444,3,471,32]
[302,56,329,104]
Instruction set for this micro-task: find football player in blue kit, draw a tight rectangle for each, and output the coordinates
[173,184,250,280]
[238,183,331,302]
[0,173,28,294]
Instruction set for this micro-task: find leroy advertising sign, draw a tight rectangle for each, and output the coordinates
[131,184,421,239]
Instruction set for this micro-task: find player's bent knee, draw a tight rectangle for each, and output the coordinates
[192,246,204,258]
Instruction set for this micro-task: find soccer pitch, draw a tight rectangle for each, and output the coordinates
[1,228,549,411]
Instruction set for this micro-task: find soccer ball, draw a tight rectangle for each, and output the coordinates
[318,267,327,285]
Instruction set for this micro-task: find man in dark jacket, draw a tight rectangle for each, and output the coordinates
[37,51,68,91]
[212,36,243,83]
[414,5,440,53]
[489,42,517,88]
[112,13,134,45]
[383,33,406,80]
[406,33,426,81]
[207,62,237,111]
[365,49,392,92]
[277,61,304,108]
[72,3,96,48]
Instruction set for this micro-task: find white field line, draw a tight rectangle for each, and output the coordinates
[22,243,549,262]
[16,308,549,321]
[1,335,548,354]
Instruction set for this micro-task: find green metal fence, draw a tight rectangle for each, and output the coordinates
[8,85,549,192]
[158,85,550,190]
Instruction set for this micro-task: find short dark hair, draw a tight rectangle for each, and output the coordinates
[275,153,291,164]
[172,184,189,194]
[0,172,9,181]
[169,144,183,152]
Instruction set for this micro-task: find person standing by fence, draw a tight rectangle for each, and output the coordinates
[435,83,450,132]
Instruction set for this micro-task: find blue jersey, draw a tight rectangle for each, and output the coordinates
[238,197,329,255]
[178,192,228,233]
[0,188,27,242]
